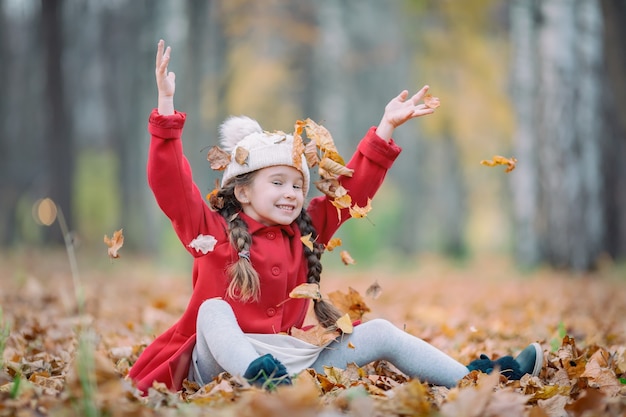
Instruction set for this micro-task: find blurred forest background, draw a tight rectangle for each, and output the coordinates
[1,0,625,273]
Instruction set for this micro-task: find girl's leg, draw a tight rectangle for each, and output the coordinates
[312,318,469,388]
[192,298,259,384]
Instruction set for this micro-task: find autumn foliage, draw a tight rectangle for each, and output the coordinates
[1,252,625,416]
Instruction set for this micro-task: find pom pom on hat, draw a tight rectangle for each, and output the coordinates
[219,116,263,152]
[218,115,311,195]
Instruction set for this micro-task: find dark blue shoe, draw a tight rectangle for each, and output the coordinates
[243,354,292,389]
[467,343,543,380]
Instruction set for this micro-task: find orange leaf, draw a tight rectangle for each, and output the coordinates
[340,250,356,266]
[480,155,518,173]
[206,146,231,171]
[234,147,249,165]
[325,238,342,252]
[104,229,124,259]
[292,124,306,168]
[424,94,441,109]
[328,287,370,321]
[304,140,319,168]
[288,283,322,301]
[349,198,372,219]
[290,325,339,346]
[300,233,315,251]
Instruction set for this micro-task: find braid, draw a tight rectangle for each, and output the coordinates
[296,210,343,329]
[215,174,260,302]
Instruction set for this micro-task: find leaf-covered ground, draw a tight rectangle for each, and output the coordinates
[1,250,625,416]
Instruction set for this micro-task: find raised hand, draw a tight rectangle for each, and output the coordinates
[376,86,435,140]
[155,39,175,115]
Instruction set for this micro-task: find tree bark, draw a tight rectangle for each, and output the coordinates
[41,0,74,244]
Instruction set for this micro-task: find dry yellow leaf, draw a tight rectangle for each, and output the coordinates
[349,198,372,219]
[301,233,315,251]
[340,250,356,266]
[289,283,322,301]
[480,155,517,173]
[206,146,231,171]
[234,147,249,165]
[104,229,124,259]
[325,238,342,251]
[336,313,353,334]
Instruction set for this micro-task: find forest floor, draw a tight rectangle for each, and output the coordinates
[1,249,625,416]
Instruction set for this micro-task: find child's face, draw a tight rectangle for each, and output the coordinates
[237,165,305,226]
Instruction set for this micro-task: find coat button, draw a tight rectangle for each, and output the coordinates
[271,266,280,276]
[267,232,276,240]
[266,308,276,317]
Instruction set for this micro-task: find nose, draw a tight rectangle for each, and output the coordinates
[284,187,296,199]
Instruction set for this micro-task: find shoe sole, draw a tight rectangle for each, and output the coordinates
[528,342,543,376]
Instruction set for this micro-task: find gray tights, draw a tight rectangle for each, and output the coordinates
[191,298,469,388]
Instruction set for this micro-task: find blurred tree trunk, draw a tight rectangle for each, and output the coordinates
[600,0,626,260]
[510,0,540,267]
[510,0,604,271]
[100,1,158,251]
[41,0,74,244]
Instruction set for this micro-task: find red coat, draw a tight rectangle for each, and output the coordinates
[128,109,402,393]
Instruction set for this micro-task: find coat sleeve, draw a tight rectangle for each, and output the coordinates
[146,109,216,255]
[307,126,402,244]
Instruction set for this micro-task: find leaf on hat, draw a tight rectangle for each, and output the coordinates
[234,147,249,165]
[424,93,441,109]
[104,229,124,259]
[289,282,322,301]
[349,198,372,219]
[325,237,342,252]
[206,146,231,171]
[480,155,517,173]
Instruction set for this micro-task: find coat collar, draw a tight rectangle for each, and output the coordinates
[238,212,297,237]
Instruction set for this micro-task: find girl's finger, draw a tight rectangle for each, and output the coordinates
[156,39,164,67]
[410,85,430,104]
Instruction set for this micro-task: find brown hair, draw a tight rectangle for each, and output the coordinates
[211,172,343,329]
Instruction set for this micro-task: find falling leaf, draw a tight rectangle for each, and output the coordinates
[104,229,124,259]
[300,233,315,251]
[480,155,518,173]
[304,140,319,168]
[328,287,371,321]
[234,147,249,165]
[325,238,342,251]
[206,146,231,170]
[347,342,356,349]
[365,281,382,300]
[288,283,322,301]
[188,234,218,254]
[424,94,441,109]
[340,250,356,266]
[349,198,372,219]
[319,158,354,178]
[336,313,353,334]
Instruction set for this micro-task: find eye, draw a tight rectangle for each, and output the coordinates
[272,180,283,186]
[293,184,302,190]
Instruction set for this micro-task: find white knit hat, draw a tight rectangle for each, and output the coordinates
[219,115,311,195]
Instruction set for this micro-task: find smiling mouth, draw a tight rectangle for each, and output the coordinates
[276,205,295,211]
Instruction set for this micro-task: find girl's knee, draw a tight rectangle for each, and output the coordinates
[197,298,232,321]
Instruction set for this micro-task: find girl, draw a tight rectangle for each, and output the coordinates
[128,40,543,393]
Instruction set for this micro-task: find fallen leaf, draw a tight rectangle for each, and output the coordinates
[328,287,371,321]
[347,342,356,349]
[206,146,231,170]
[104,229,124,259]
[188,234,218,255]
[290,325,339,346]
[480,155,518,173]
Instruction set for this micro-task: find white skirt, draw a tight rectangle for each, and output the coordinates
[245,333,330,375]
